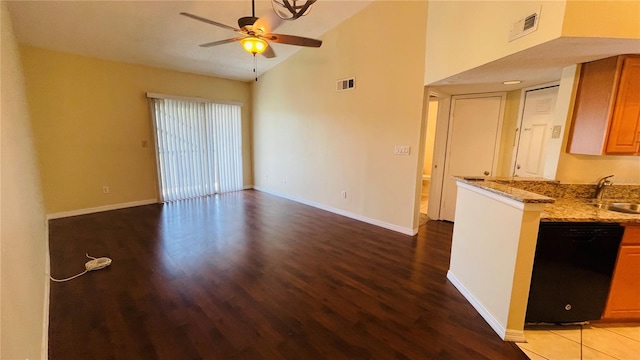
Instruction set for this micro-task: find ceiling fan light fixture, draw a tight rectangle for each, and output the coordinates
[240,36,268,55]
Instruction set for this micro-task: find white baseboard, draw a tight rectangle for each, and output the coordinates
[446,270,525,342]
[46,199,158,220]
[253,187,416,236]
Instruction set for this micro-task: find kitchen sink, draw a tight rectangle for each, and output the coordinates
[610,203,640,213]
[592,202,640,214]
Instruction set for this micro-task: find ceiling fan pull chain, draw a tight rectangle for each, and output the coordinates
[254,55,258,82]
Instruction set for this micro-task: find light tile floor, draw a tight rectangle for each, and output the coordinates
[518,323,640,360]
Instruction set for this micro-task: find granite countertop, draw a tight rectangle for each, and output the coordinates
[454,177,555,204]
[541,198,640,223]
[454,176,640,224]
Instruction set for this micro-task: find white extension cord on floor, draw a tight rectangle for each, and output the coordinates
[50,253,112,282]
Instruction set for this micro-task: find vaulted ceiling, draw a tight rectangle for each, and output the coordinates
[7,1,639,93]
[7,0,373,82]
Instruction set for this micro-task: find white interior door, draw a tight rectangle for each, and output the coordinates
[440,94,505,222]
[514,86,559,178]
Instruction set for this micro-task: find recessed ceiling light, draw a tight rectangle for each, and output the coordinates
[503,80,523,85]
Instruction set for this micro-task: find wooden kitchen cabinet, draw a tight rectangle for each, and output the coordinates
[567,54,640,155]
[602,225,640,320]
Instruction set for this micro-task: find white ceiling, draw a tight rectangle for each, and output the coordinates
[7,1,640,90]
[7,0,373,82]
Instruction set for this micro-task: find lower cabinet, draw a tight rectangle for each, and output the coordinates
[603,226,640,320]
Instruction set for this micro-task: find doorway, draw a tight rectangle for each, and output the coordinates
[421,98,439,215]
[439,93,506,222]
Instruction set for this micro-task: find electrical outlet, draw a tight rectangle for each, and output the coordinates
[102,186,110,194]
[551,125,562,139]
[282,178,287,184]
[141,140,149,148]
[341,191,347,199]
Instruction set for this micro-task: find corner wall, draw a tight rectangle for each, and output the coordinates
[448,183,544,341]
[20,47,253,215]
[1,4,48,358]
[252,1,428,233]
[424,1,566,84]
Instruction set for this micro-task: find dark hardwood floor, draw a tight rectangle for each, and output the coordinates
[48,190,528,359]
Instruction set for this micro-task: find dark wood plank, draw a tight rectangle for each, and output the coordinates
[48,190,528,359]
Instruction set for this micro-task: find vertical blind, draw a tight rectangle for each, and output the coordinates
[151,98,243,202]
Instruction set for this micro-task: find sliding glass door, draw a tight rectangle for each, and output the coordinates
[150,97,243,202]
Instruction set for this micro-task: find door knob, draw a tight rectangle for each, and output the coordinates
[516,164,521,169]
[484,171,490,176]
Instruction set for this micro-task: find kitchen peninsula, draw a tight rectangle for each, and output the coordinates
[447,177,640,342]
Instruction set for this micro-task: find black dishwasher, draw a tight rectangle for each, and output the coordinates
[525,222,623,324]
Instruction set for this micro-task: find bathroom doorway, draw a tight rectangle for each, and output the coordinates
[421,97,439,215]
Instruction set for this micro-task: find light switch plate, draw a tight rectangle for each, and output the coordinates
[394,146,410,155]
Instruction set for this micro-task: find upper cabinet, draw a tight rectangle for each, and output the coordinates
[567,55,640,155]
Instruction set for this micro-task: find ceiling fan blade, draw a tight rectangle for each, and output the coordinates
[253,12,284,35]
[264,33,322,48]
[261,45,276,59]
[199,37,244,48]
[180,12,240,32]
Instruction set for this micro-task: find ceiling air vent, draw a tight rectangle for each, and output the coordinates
[508,8,540,42]
[336,77,355,92]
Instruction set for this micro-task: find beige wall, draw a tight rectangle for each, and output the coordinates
[424,0,639,86]
[20,46,253,214]
[252,1,427,232]
[1,4,48,358]
[562,0,640,38]
[425,0,566,84]
[556,154,640,184]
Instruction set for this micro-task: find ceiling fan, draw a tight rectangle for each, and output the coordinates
[180,0,322,58]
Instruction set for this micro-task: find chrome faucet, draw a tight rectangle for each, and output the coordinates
[595,174,614,200]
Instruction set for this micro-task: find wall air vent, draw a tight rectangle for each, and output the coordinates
[336,77,356,92]
[508,7,540,42]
